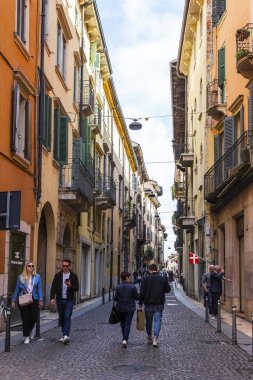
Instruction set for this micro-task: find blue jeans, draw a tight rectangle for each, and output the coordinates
[119,311,134,341]
[145,311,163,338]
[57,299,74,336]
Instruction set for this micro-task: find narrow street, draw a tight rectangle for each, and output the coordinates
[1,288,253,380]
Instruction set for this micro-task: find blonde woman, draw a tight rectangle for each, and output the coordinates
[12,262,43,344]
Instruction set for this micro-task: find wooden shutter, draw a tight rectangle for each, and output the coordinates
[24,100,32,161]
[59,116,68,164]
[47,96,52,151]
[53,108,60,161]
[73,138,82,160]
[218,0,226,19]
[212,0,219,26]
[94,53,101,70]
[218,47,225,86]
[11,84,19,153]
[248,84,253,130]
[43,94,48,147]
[240,106,244,136]
[90,42,97,64]
[224,116,235,175]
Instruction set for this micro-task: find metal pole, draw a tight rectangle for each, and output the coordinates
[205,296,209,323]
[232,305,237,345]
[109,288,111,302]
[102,287,105,305]
[251,314,253,361]
[35,308,40,338]
[4,307,11,352]
[217,299,221,333]
[112,285,115,300]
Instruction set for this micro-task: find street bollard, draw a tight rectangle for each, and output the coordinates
[109,288,111,302]
[35,308,40,338]
[251,314,253,361]
[217,300,221,333]
[5,307,11,352]
[102,287,105,305]
[232,305,237,345]
[205,296,209,323]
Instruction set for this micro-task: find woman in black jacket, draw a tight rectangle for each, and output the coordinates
[114,272,139,347]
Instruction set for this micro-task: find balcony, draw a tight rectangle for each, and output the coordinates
[94,168,102,195]
[236,24,253,79]
[80,80,94,117]
[89,105,102,135]
[204,130,252,203]
[179,135,194,167]
[175,181,185,198]
[177,200,195,230]
[207,80,226,120]
[59,155,94,211]
[95,175,116,210]
[124,205,137,229]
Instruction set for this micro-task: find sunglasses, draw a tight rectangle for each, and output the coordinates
[27,264,34,267]
[62,264,69,268]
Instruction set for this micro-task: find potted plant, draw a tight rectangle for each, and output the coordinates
[236,28,250,41]
[236,48,250,62]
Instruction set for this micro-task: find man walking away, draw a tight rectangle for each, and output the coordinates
[50,259,79,344]
[139,264,171,348]
[202,265,214,316]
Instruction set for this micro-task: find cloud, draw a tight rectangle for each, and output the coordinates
[96,0,184,251]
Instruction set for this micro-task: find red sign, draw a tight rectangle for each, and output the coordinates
[189,252,199,264]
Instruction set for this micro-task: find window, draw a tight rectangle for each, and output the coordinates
[212,0,226,27]
[57,23,67,79]
[11,83,31,161]
[43,94,52,150]
[16,0,29,46]
[102,213,105,241]
[73,64,79,103]
[218,47,226,103]
[119,179,122,210]
[107,217,110,243]
[53,107,68,164]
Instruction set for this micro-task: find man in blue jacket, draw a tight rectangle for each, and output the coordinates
[139,264,171,347]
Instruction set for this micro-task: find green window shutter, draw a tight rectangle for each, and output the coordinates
[53,108,60,161]
[59,116,68,164]
[42,94,48,147]
[94,53,100,70]
[47,96,52,151]
[90,42,97,64]
[218,0,226,19]
[73,138,82,160]
[218,47,225,86]
[240,106,244,135]
[248,84,253,130]
[212,0,219,26]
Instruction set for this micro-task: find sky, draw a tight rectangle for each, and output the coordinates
[96,0,185,260]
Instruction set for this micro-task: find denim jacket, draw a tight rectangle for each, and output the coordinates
[12,274,43,302]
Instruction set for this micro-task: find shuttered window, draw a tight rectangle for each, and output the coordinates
[11,83,31,161]
[214,133,222,187]
[218,47,225,86]
[212,0,226,27]
[43,94,52,150]
[224,116,236,174]
[248,84,253,130]
[53,107,68,164]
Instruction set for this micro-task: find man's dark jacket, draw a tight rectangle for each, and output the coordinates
[50,270,79,301]
[139,273,171,306]
[210,272,224,294]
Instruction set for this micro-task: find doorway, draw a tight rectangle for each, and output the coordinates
[80,243,91,299]
[37,210,47,302]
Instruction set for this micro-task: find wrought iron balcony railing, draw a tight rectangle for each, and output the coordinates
[103,175,116,205]
[80,80,94,116]
[236,24,253,79]
[206,79,226,119]
[89,105,102,134]
[94,168,102,194]
[204,130,252,202]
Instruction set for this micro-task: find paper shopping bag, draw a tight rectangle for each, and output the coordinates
[136,309,145,331]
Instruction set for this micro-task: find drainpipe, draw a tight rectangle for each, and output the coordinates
[110,109,114,288]
[37,0,46,202]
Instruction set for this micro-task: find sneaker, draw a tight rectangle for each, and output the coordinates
[210,315,215,320]
[153,337,159,348]
[147,336,153,344]
[24,337,30,344]
[58,336,64,342]
[122,340,127,348]
[29,332,33,340]
[63,335,70,344]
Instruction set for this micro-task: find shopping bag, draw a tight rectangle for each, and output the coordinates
[109,305,121,324]
[19,292,33,307]
[136,309,145,331]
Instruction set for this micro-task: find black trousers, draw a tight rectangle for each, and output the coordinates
[19,299,39,337]
[211,293,221,317]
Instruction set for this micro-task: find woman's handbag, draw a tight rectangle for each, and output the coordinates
[19,291,33,307]
[109,304,121,324]
[136,308,145,331]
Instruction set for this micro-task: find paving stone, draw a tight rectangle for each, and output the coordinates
[1,288,253,379]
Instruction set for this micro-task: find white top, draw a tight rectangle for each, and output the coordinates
[62,272,70,298]
[27,277,34,293]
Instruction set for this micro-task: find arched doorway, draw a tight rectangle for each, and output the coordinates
[37,202,55,305]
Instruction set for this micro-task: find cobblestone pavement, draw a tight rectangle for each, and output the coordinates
[2,288,253,380]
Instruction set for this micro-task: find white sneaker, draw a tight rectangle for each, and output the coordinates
[24,337,30,344]
[122,340,127,348]
[63,335,70,344]
[147,336,153,344]
[153,337,159,348]
[29,332,33,340]
[58,336,64,342]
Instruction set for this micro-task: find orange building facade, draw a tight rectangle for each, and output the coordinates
[0,1,39,299]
